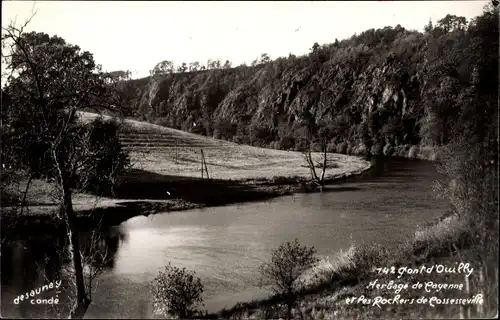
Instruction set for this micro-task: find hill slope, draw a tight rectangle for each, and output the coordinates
[79,111,370,181]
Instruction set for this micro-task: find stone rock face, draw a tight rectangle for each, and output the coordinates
[119,55,427,157]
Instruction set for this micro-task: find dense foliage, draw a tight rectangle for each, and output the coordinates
[151,263,205,319]
[1,31,129,196]
[117,7,497,159]
[259,238,319,318]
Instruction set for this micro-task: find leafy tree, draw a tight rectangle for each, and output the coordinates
[150,60,174,76]
[151,263,205,319]
[1,15,128,319]
[223,59,232,69]
[437,14,468,33]
[207,58,217,70]
[214,58,222,69]
[108,70,131,81]
[279,136,295,150]
[189,61,200,72]
[424,18,434,33]
[311,42,320,53]
[259,239,319,319]
[214,118,237,140]
[177,62,188,73]
[259,53,271,64]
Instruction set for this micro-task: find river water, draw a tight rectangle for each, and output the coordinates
[1,157,448,319]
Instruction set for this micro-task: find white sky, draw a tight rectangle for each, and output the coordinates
[2,1,488,79]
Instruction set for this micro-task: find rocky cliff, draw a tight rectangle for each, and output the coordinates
[117,12,497,161]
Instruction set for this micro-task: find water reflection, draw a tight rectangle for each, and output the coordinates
[1,225,128,319]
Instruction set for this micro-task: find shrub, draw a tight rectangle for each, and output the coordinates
[214,118,237,140]
[259,238,319,318]
[408,145,420,159]
[349,243,391,279]
[294,138,310,152]
[336,142,347,154]
[269,140,281,150]
[151,263,204,319]
[418,145,441,161]
[212,128,221,140]
[370,142,384,156]
[326,141,337,153]
[346,143,353,155]
[311,141,324,152]
[279,136,295,150]
[153,117,172,127]
[383,143,394,156]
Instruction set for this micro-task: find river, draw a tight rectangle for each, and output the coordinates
[1,157,448,319]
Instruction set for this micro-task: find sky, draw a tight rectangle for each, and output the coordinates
[2,1,489,79]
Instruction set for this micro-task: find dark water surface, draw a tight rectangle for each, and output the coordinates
[1,157,448,318]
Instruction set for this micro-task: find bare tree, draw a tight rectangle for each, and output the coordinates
[303,140,328,191]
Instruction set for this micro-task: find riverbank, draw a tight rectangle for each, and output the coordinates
[1,112,372,236]
[209,211,495,319]
[344,143,444,162]
[1,159,372,237]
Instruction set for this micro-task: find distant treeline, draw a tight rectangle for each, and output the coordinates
[115,7,497,158]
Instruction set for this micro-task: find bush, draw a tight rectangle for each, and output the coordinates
[269,140,281,150]
[336,142,347,154]
[349,243,391,279]
[259,238,319,318]
[279,136,295,150]
[382,143,394,156]
[154,117,172,127]
[326,141,337,153]
[408,145,420,159]
[214,118,237,140]
[371,143,384,156]
[294,138,310,152]
[151,263,204,319]
[346,143,353,155]
[82,118,130,197]
[311,141,324,152]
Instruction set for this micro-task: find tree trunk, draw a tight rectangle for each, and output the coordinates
[286,298,294,320]
[61,188,91,319]
[320,142,327,184]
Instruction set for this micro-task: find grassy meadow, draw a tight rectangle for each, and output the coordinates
[80,111,370,181]
[1,112,371,233]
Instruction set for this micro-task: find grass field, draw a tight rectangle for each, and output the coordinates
[1,112,371,232]
[79,111,370,181]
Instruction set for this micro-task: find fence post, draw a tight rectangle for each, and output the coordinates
[200,149,210,179]
[201,148,204,179]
